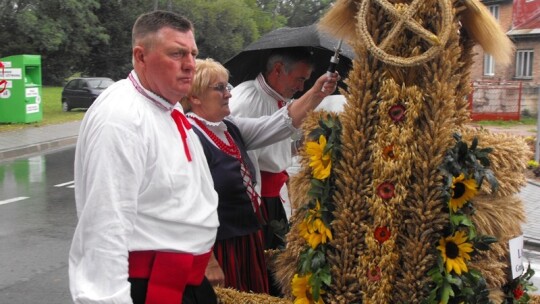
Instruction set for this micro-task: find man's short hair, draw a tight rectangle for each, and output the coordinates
[132,10,193,48]
[265,47,315,74]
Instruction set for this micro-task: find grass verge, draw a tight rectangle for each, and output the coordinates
[476,117,538,126]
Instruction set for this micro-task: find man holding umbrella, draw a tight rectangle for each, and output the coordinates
[228,47,316,296]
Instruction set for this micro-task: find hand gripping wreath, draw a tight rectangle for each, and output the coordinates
[357,0,453,67]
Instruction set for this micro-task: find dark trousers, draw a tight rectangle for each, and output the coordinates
[261,196,289,250]
[129,277,217,304]
[261,196,289,297]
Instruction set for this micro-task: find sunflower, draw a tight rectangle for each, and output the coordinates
[306,135,332,180]
[450,173,478,212]
[299,201,333,248]
[309,218,333,248]
[292,273,324,304]
[437,230,474,275]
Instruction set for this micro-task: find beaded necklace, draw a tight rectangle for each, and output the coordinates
[188,115,242,160]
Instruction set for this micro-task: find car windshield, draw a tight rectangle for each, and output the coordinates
[87,79,114,89]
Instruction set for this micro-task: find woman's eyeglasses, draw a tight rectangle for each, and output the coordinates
[209,83,233,93]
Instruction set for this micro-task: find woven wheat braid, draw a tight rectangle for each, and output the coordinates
[357,0,453,67]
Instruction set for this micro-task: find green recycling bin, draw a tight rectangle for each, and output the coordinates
[0,55,42,123]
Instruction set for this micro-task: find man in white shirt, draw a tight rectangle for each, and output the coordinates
[229,47,315,295]
[69,11,219,304]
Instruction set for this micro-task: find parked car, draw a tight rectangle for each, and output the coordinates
[61,77,115,111]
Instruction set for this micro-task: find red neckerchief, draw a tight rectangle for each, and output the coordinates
[128,72,192,161]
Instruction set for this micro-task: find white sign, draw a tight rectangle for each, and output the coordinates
[26,103,39,114]
[26,87,39,98]
[509,235,525,279]
[1,61,12,68]
[0,89,11,99]
[2,68,22,79]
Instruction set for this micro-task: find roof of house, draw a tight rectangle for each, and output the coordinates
[508,11,540,36]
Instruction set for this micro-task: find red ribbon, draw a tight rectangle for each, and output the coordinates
[129,250,211,304]
[0,61,6,94]
[260,170,289,197]
[127,72,193,162]
[171,109,193,162]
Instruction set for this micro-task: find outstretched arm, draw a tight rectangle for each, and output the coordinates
[288,72,340,128]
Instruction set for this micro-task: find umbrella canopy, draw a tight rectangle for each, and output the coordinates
[223,24,354,95]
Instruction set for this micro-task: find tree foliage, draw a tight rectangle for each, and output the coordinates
[257,0,333,27]
[0,0,328,85]
[0,0,107,84]
[85,0,153,80]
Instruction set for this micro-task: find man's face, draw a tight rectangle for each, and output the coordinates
[139,27,198,104]
[274,62,313,99]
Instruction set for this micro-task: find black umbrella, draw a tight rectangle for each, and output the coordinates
[223,24,354,95]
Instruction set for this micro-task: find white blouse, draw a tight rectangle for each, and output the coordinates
[186,106,297,153]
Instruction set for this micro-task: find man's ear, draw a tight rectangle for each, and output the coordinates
[274,61,284,76]
[133,46,145,65]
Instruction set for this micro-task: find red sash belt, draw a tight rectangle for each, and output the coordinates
[260,170,288,197]
[128,250,211,304]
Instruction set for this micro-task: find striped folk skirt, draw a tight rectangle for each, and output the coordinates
[213,231,269,294]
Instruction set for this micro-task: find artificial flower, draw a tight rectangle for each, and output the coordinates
[374,226,391,244]
[382,145,396,160]
[513,284,524,299]
[367,266,381,281]
[437,230,474,275]
[377,182,395,200]
[450,173,477,212]
[388,104,406,122]
[306,135,332,179]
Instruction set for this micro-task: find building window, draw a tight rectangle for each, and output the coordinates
[488,5,499,20]
[484,54,495,76]
[515,50,534,78]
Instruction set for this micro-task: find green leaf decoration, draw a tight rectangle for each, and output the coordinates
[293,115,342,303]
[430,133,502,303]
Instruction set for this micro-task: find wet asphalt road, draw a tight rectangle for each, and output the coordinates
[0,147,76,304]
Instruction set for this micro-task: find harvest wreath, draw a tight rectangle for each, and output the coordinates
[213,0,539,301]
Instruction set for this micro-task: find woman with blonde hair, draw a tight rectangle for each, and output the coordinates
[185,58,339,293]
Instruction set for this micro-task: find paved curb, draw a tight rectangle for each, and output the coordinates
[525,237,540,250]
[524,179,540,248]
[0,136,78,161]
[528,179,540,187]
